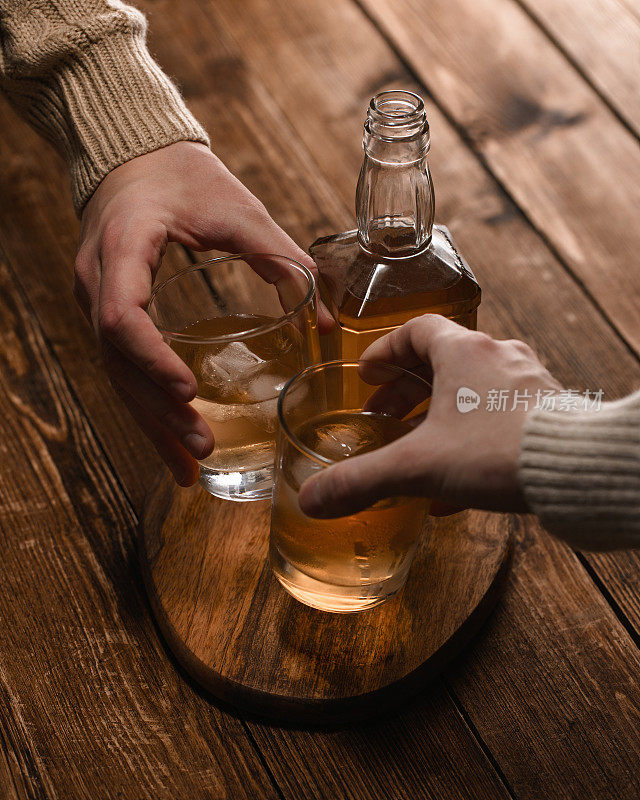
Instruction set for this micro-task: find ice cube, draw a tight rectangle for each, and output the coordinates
[242,380,288,433]
[200,341,266,399]
[250,397,280,432]
[311,418,379,461]
[190,395,237,423]
[199,337,307,430]
[199,354,232,389]
[241,369,290,402]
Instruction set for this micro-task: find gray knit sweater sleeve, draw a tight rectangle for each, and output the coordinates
[518,389,640,550]
[0,0,209,213]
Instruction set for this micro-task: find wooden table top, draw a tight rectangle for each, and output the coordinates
[1,0,639,797]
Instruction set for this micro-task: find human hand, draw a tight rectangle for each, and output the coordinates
[298,314,562,517]
[74,141,330,485]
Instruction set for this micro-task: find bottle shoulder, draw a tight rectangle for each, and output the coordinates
[310,224,480,321]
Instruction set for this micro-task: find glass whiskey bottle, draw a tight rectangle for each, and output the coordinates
[310,90,481,361]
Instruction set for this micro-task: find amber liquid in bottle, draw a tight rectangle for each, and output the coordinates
[310,90,480,361]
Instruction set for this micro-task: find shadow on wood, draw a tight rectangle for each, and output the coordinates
[139,475,512,725]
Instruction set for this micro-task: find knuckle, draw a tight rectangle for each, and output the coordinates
[98,300,127,339]
[406,314,437,342]
[437,328,491,361]
[387,322,407,351]
[456,331,498,359]
[403,316,423,336]
[509,339,535,358]
[472,331,497,349]
[432,317,470,341]
[100,217,127,254]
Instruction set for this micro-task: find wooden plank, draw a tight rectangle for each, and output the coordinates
[585,549,640,636]
[0,252,278,799]
[133,0,640,796]
[1,0,640,796]
[0,696,44,800]
[176,0,640,386]
[0,5,544,799]
[249,685,515,800]
[0,11,519,799]
[516,0,640,136]
[0,108,192,508]
[0,36,342,509]
[246,525,640,800]
[446,519,640,799]
[354,0,640,356]
[140,477,512,723]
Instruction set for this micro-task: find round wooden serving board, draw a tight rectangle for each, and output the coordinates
[140,476,513,724]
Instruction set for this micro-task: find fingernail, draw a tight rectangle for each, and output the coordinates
[169,380,196,402]
[183,432,209,459]
[175,468,196,487]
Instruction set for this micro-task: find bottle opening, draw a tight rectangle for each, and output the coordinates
[367,90,428,141]
[371,90,424,121]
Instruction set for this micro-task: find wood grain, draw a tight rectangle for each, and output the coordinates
[140,477,512,723]
[0,252,279,799]
[0,32,521,798]
[182,0,640,388]
[357,0,640,355]
[446,516,640,799]
[516,0,640,135]
[247,521,640,800]
[248,688,516,800]
[0,0,639,796]
[132,0,640,796]
[0,103,192,508]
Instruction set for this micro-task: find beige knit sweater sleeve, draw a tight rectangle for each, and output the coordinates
[519,389,640,551]
[0,0,209,212]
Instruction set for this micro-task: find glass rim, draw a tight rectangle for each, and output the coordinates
[147,253,316,344]
[277,359,432,467]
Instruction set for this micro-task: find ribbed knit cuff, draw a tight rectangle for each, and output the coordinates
[518,392,640,550]
[5,25,209,213]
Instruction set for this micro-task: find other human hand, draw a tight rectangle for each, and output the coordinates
[298,314,562,517]
[75,142,329,484]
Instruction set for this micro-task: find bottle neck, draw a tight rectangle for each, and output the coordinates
[356,91,435,259]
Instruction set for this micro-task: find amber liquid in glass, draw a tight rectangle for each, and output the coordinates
[270,409,429,611]
[171,314,305,474]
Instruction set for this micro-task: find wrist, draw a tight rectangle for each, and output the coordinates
[518,392,640,549]
[41,25,209,214]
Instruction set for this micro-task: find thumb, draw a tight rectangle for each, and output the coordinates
[298,433,425,519]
